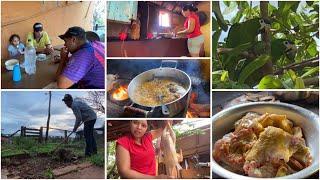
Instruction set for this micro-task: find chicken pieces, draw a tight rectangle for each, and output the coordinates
[213,112,312,178]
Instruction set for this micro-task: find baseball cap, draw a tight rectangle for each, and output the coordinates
[62,94,73,101]
[59,26,86,40]
[33,23,43,32]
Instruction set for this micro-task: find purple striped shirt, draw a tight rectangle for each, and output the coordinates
[62,42,105,89]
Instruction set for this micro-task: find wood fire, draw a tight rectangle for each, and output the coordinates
[112,85,129,101]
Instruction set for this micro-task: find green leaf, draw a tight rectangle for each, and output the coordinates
[301,67,319,78]
[294,77,305,89]
[238,55,271,84]
[220,70,228,82]
[258,75,283,89]
[287,69,297,82]
[212,29,222,58]
[307,41,317,57]
[278,1,300,13]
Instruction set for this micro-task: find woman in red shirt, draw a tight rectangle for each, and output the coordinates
[176,4,204,57]
[116,120,170,179]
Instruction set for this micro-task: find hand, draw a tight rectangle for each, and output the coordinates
[60,47,69,61]
[44,47,54,54]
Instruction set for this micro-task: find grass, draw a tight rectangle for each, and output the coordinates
[87,152,105,167]
[44,168,54,179]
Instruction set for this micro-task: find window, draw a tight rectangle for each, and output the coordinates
[159,11,170,27]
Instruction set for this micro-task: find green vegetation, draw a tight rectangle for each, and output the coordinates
[213,1,319,89]
[88,152,105,167]
[44,168,54,179]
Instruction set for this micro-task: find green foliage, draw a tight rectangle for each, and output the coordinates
[212,1,319,89]
[88,153,105,167]
[44,168,54,179]
[258,75,283,89]
[258,69,314,89]
[238,55,271,84]
[212,1,228,31]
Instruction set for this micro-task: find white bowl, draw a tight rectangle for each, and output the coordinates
[37,53,46,61]
[5,59,19,70]
[212,102,319,179]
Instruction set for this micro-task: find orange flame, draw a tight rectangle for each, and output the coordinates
[186,111,194,118]
[112,85,129,101]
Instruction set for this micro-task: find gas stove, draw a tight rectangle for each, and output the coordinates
[107,59,210,118]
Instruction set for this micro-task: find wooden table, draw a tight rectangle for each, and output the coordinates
[1,51,60,89]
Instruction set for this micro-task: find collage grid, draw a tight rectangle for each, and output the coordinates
[0,0,319,179]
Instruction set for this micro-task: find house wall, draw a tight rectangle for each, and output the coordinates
[1,1,94,59]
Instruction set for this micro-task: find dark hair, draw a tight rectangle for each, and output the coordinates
[85,31,100,42]
[9,34,20,43]
[183,4,198,12]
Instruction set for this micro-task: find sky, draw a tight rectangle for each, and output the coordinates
[1,91,105,137]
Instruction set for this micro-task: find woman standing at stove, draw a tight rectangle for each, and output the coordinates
[175,4,204,57]
[116,120,171,179]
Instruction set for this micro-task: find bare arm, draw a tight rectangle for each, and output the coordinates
[116,145,157,179]
[177,18,195,35]
[57,75,74,89]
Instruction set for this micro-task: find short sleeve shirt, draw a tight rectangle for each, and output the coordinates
[26,31,51,49]
[62,42,105,89]
[117,133,156,176]
[8,43,25,58]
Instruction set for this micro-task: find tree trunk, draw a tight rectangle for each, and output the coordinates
[260,1,273,75]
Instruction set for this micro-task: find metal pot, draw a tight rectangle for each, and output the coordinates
[125,60,192,117]
[212,102,319,179]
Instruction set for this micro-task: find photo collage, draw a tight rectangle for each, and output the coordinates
[0,0,319,179]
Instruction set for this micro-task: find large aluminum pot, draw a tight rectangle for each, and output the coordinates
[126,60,192,117]
[212,102,319,179]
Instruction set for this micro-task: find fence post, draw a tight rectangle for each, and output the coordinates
[39,127,43,143]
[20,126,25,137]
[64,130,68,143]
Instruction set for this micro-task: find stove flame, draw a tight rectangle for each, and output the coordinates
[112,85,129,101]
[186,111,195,118]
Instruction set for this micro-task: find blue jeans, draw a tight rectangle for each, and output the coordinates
[84,119,97,156]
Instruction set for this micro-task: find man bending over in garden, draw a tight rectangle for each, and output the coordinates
[62,94,97,156]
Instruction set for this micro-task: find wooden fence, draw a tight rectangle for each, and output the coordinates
[20,126,43,143]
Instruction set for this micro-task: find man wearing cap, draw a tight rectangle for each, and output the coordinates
[26,22,54,54]
[62,94,97,156]
[56,26,105,89]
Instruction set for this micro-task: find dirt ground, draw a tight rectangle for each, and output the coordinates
[58,165,105,179]
[2,154,80,179]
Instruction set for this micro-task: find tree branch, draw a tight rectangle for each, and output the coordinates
[275,56,319,74]
[260,1,273,75]
[303,77,319,86]
[217,48,256,59]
